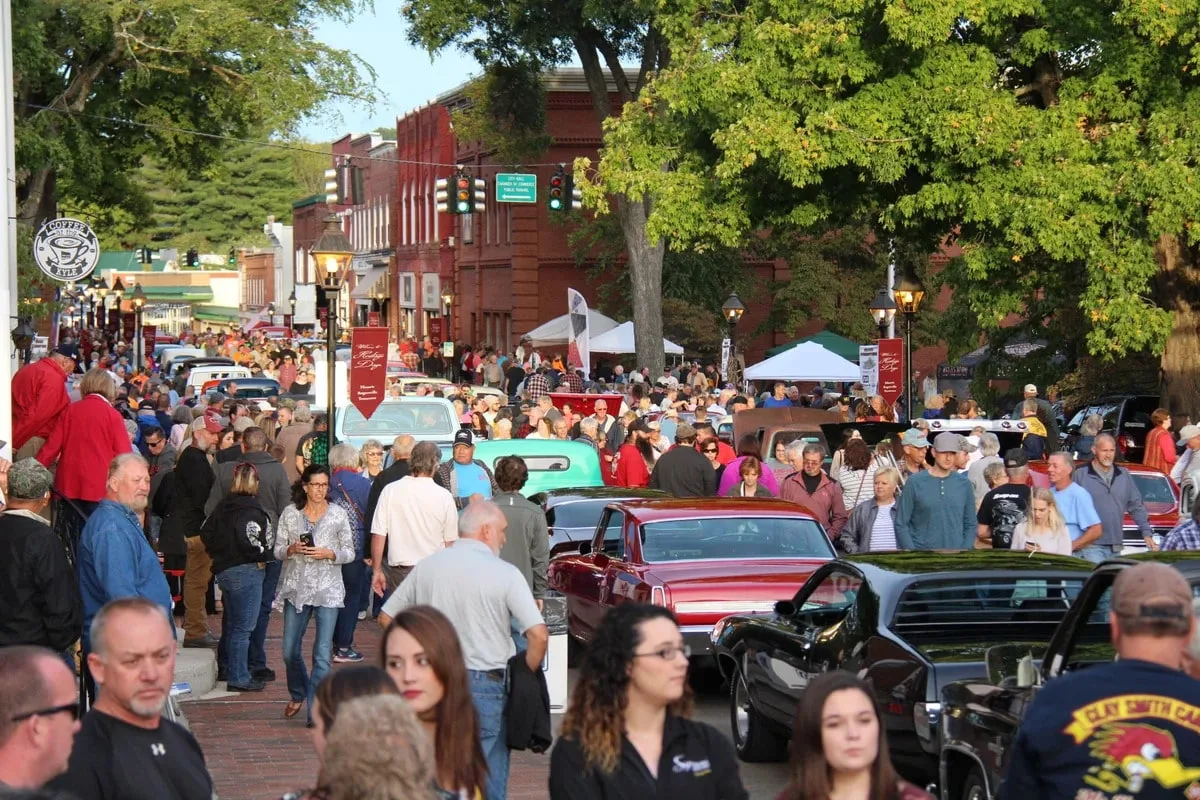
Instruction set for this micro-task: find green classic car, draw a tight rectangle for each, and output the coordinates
[466,439,605,497]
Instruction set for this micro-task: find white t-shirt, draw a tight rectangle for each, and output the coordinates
[370,475,458,567]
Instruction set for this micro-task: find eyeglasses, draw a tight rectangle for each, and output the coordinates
[633,644,692,661]
[305,481,329,489]
[703,448,718,454]
[145,440,164,448]
[10,702,79,723]
[366,451,383,457]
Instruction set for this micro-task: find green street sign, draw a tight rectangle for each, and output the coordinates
[494,173,537,204]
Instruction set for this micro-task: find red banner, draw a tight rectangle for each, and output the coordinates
[367,311,381,327]
[349,327,389,420]
[428,318,443,345]
[877,338,904,406]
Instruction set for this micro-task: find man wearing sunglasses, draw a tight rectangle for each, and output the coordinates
[0,646,80,793]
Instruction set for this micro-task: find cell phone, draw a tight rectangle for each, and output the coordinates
[300,533,314,547]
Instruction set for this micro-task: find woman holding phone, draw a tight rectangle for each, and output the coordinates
[1011,488,1073,555]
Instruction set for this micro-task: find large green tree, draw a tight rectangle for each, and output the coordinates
[594,0,1199,408]
[400,0,672,372]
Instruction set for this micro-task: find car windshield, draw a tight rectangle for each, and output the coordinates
[639,517,833,562]
[339,402,455,437]
[1131,473,1176,509]
[546,499,614,530]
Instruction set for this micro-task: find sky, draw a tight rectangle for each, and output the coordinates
[299,6,481,142]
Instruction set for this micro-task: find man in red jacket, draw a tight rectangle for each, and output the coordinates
[12,346,76,460]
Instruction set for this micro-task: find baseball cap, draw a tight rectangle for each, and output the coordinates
[1112,563,1193,636]
[453,429,474,447]
[191,416,224,434]
[675,422,696,441]
[1179,424,1200,442]
[1004,448,1029,468]
[900,429,930,448]
[137,400,156,411]
[7,458,53,500]
[52,344,77,360]
[958,434,978,453]
[932,432,960,453]
[1024,384,1038,394]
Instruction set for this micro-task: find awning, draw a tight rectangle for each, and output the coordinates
[350,266,389,300]
[137,285,214,302]
[192,306,241,323]
[765,330,864,362]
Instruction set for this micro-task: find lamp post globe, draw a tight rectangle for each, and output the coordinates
[310,214,355,454]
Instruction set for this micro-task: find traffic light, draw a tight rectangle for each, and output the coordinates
[228,247,236,266]
[136,248,145,265]
[435,177,451,213]
[472,176,486,213]
[455,174,471,214]
[437,169,486,215]
[185,248,199,268]
[323,167,341,205]
[143,247,153,264]
[548,165,582,212]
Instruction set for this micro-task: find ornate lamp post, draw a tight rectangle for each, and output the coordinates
[892,267,927,422]
[721,292,746,387]
[287,288,297,331]
[310,215,355,454]
[131,284,147,368]
[869,288,897,340]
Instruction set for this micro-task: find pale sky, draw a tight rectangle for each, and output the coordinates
[300,5,480,141]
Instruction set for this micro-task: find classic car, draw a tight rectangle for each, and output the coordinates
[548,498,836,660]
[711,551,1094,782]
[938,554,1200,800]
[334,397,459,451]
[469,439,604,498]
[1027,461,1179,551]
[527,487,669,557]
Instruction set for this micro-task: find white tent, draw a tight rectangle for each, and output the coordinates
[588,321,684,355]
[744,341,860,382]
[523,309,619,347]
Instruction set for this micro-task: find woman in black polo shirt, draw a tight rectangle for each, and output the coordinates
[550,604,748,799]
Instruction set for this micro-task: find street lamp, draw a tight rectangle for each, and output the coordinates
[287,288,297,330]
[892,266,927,422]
[310,214,355,455]
[11,318,36,365]
[868,287,897,340]
[266,302,275,324]
[441,284,454,346]
[131,284,147,368]
[721,292,746,387]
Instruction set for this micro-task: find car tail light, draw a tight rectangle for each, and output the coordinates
[1118,434,1134,455]
[650,585,668,607]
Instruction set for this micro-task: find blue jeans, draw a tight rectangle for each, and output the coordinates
[1077,544,1122,565]
[333,561,366,650]
[215,564,265,687]
[282,601,338,723]
[469,670,509,800]
[249,561,282,673]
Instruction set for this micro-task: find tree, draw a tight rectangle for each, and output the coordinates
[400,0,671,372]
[593,0,1198,407]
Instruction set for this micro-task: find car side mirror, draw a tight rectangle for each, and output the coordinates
[578,542,592,556]
[985,643,1039,688]
[774,600,797,617]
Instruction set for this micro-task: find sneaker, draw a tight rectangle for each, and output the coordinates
[332,648,364,663]
[357,610,367,621]
[252,668,277,682]
[227,680,266,692]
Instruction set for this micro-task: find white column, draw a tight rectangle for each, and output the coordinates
[0,0,18,457]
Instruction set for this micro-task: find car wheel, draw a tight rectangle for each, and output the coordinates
[730,664,787,762]
[961,767,987,800]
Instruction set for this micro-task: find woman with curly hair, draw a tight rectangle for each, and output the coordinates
[776,671,932,800]
[550,604,748,799]
[381,605,487,800]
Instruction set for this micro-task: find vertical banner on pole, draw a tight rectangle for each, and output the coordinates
[367,311,381,327]
[349,326,389,420]
[858,345,879,396]
[428,318,443,345]
[566,288,590,379]
[876,338,904,406]
[721,338,731,382]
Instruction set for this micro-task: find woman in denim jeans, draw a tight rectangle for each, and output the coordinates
[275,464,355,725]
[204,463,274,692]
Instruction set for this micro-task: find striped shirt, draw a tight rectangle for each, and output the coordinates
[869,502,898,551]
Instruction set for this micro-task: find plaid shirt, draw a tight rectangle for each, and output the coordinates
[561,371,584,393]
[525,372,550,402]
[1162,519,1200,551]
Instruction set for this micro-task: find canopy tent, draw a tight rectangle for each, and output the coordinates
[586,321,684,355]
[765,330,864,362]
[522,310,619,347]
[744,341,860,382]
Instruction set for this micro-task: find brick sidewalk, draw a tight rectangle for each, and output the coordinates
[186,610,551,800]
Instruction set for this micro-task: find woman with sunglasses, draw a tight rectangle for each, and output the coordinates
[359,440,385,479]
[551,604,748,799]
[700,439,726,488]
[275,464,355,726]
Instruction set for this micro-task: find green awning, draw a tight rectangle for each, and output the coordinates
[766,330,864,362]
[192,306,240,323]
[139,286,213,301]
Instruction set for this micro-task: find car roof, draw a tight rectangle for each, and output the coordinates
[608,497,819,523]
[539,487,670,504]
[217,377,279,387]
[1101,552,1200,577]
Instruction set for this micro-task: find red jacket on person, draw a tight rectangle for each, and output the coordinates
[37,394,133,502]
[11,357,70,451]
[612,443,652,488]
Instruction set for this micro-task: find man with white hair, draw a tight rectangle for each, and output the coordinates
[967,432,1003,505]
[379,500,548,800]
[575,417,601,450]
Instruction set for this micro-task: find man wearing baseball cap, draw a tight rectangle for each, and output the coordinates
[1000,562,1200,800]
[1169,423,1200,486]
[894,432,976,550]
[1019,383,1059,451]
[434,429,499,510]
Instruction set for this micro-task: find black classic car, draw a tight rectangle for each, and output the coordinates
[711,551,1095,784]
[529,487,669,557]
[938,554,1200,800]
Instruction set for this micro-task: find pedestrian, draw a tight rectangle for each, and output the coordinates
[1142,407,1178,475]
[999,563,1200,800]
[203,462,273,692]
[780,443,849,547]
[839,467,902,553]
[1045,452,1103,558]
[434,430,499,509]
[0,646,81,794]
[952,434,976,472]
[648,423,716,497]
[763,382,793,408]
[1072,433,1155,559]
[587,400,617,442]
[896,429,929,482]
[1072,413,1103,460]
[37,369,133,556]
[776,672,932,800]
[12,344,75,461]
[575,417,602,450]
[295,414,330,473]
[694,422,735,464]
[493,457,550,641]
[550,603,748,799]
[167,406,193,450]
[48,598,215,800]
[966,432,1003,506]
[975,450,1031,550]
[359,439,385,479]
[381,606,488,799]
[1170,423,1200,485]
[364,434,414,530]
[893,433,975,550]
[1161,501,1200,551]
[524,367,549,403]
[834,437,878,511]
[1010,488,1073,555]
[0,459,82,654]
[1018,383,1059,450]
[724,456,773,498]
[328,444,371,664]
[317,696,435,800]
[378,501,550,800]
[717,435,781,496]
[275,465,356,726]
[611,420,654,489]
[276,405,314,484]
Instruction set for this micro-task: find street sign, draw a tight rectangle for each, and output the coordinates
[494,173,537,204]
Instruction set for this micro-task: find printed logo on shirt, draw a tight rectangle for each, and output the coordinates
[672,755,712,777]
[150,743,166,756]
[1064,695,1200,794]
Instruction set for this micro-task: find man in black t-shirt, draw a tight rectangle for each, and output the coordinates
[977,449,1031,549]
[49,598,213,800]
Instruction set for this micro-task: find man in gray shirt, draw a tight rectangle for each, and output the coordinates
[379,500,548,800]
[1072,432,1154,556]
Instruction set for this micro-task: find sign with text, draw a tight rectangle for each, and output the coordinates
[876,338,904,406]
[428,317,443,345]
[349,327,389,420]
[858,345,878,396]
[494,173,537,204]
[367,311,381,327]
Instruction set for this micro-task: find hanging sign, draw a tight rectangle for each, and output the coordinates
[877,338,904,406]
[349,326,389,420]
[32,218,100,282]
[858,345,879,396]
[367,311,381,327]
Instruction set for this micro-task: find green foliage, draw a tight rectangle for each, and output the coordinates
[451,64,553,164]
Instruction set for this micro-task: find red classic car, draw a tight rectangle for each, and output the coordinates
[1026,460,1179,551]
[547,498,836,658]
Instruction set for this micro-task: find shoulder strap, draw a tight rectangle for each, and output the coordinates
[336,481,364,525]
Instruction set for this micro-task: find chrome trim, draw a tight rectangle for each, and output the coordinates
[650,585,667,606]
